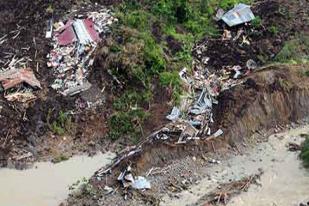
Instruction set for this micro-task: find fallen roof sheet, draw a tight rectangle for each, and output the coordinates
[56,19,100,46]
[0,68,41,90]
[221,3,255,27]
[57,20,77,46]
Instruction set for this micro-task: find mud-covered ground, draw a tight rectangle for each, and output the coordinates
[0,0,308,185]
[0,0,309,205]
[0,0,128,168]
[0,0,307,169]
[0,0,173,168]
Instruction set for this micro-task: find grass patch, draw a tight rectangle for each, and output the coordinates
[300,137,309,167]
[218,0,253,10]
[251,16,262,28]
[268,25,279,35]
[160,71,182,103]
[69,177,97,197]
[108,109,149,142]
[52,154,69,163]
[304,70,309,77]
[47,110,74,135]
[108,90,150,141]
[275,35,309,63]
[105,0,251,142]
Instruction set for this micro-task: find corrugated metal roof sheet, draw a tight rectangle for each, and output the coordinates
[221,3,255,27]
[56,19,100,46]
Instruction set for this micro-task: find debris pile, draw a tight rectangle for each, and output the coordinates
[156,4,258,144]
[96,3,258,187]
[0,56,41,103]
[117,166,151,190]
[202,172,262,205]
[47,9,117,96]
[0,68,41,90]
[288,142,302,152]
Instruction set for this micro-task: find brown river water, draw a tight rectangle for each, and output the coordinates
[0,152,115,206]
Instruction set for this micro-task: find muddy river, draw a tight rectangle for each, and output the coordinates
[161,126,309,206]
[0,152,115,206]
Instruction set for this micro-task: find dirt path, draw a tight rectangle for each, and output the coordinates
[0,152,115,206]
[161,125,309,206]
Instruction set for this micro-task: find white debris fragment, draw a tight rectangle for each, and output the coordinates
[132,176,151,190]
[232,65,242,79]
[166,107,181,122]
[215,8,225,21]
[190,88,212,115]
[103,185,114,194]
[213,129,224,138]
[45,19,53,39]
[246,59,257,70]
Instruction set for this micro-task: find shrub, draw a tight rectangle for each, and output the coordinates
[300,137,309,167]
[113,90,151,111]
[275,35,309,63]
[47,110,73,135]
[251,16,262,28]
[108,109,149,141]
[124,10,149,31]
[160,71,182,103]
[174,0,191,23]
[160,71,181,88]
[219,0,253,10]
[151,0,191,23]
[269,25,279,35]
[109,90,151,141]
[143,34,166,74]
[52,154,69,163]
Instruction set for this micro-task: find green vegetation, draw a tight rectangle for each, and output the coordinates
[69,177,97,197]
[52,154,69,163]
[219,0,252,10]
[300,136,309,167]
[275,35,309,63]
[268,25,278,35]
[160,71,182,103]
[46,4,54,14]
[109,90,150,142]
[251,16,262,28]
[47,110,74,135]
[106,0,252,141]
[304,70,309,77]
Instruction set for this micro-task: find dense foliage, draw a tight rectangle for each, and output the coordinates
[105,0,252,141]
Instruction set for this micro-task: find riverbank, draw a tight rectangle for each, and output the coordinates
[162,125,309,206]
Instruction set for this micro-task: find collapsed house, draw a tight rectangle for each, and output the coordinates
[47,9,117,96]
[0,55,41,103]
